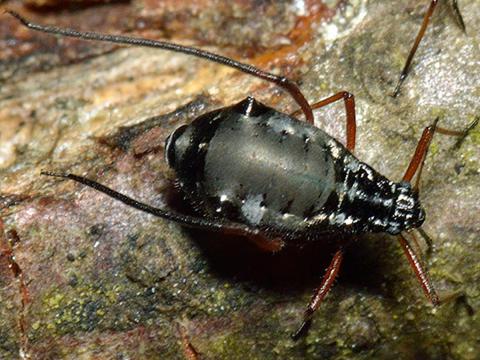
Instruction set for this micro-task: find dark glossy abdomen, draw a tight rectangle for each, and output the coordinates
[204,111,337,228]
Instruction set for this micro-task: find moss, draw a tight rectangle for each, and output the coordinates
[468,123,480,145]
[31,280,125,338]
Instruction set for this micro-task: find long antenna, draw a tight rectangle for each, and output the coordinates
[6,10,314,123]
[41,171,260,237]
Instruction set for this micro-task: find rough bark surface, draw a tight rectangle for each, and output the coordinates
[0,0,479,359]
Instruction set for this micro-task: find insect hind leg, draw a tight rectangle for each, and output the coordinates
[292,248,344,340]
[291,91,357,152]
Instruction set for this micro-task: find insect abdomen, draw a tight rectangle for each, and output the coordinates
[167,98,345,236]
[204,110,337,227]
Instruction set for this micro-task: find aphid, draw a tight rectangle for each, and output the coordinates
[6,1,469,339]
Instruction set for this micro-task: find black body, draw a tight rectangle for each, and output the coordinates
[165,97,425,242]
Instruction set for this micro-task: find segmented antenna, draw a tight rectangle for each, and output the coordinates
[6,10,314,123]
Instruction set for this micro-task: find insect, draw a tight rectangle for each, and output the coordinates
[6,1,469,339]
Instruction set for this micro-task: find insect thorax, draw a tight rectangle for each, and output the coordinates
[322,154,426,235]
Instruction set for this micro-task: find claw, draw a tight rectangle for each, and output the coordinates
[291,318,311,341]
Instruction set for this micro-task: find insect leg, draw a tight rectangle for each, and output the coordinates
[416,227,434,254]
[176,323,200,360]
[393,0,439,97]
[393,0,467,97]
[292,248,344,340]
[0,220,30,356]
[41,171,260,237]
[242,233,284,252]
[402,118,473,188]
[291,91,356,151]
[6,10,314,124]
[398,233,439,306]
[451,0,466,33]
[402,118,438,186]
[404,230,424,258]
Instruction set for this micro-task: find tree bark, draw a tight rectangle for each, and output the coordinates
[0,0,479,359]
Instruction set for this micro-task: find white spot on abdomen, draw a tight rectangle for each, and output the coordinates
[241,194,265,225]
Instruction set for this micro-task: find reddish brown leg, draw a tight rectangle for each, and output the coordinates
[393,0,467,97]
[0,220,30,356]
[416,227,434,253]
[292,248,344,340]
[398,233,439,306]
[402,118,470,188]
[292,91,357,152]
[402,119,438,186]
[399,118,476,305]
[222,226,285,252]
[176,323,200,360]
[404,230,423,258]
[393,0,439,97]
[246,234,285,252]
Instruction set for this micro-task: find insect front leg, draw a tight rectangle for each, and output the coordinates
[402,118,476,188]
[397,234,439,306]
[398,117,477,304]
